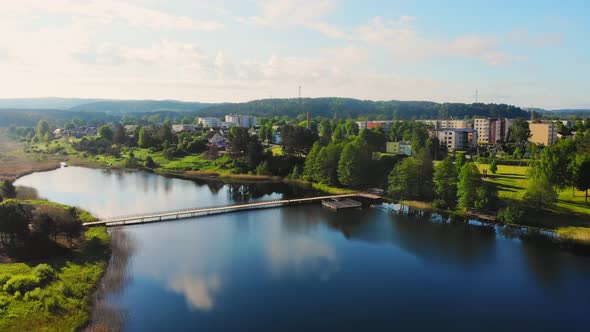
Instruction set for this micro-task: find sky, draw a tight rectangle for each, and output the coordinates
[0,0,588,109]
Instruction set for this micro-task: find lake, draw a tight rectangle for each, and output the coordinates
[16,167,590,331]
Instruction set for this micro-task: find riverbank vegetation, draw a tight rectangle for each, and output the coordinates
[0,184,109,331]
[6,116,590,239]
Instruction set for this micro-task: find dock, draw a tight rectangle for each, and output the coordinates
[83,193,382,227]
[322,198,362,210]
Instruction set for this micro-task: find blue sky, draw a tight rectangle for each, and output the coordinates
[0,0,588,109]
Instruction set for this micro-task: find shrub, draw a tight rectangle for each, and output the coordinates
[3,275,40,294]
[0,274,11,286]
[44,296,63,314]
[497,205,524,224]
[24,287,43,302]
[33,264,56,284]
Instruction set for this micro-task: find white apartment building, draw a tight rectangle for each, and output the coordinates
[474,118,510,143]
[198,117,221,128]
[225,114,257,128]
[436,129,477,151]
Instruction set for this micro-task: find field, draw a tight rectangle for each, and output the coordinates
[0,227,109,331]
[476,163,590,229]
[0,134,61,181]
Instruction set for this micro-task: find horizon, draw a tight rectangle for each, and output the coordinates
[1,1,589,109]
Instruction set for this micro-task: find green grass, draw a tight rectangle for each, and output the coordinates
[310,182,358,195]
[476,163,590,229]
[0,227,109,332]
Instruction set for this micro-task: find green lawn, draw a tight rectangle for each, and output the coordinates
[476,163,590,229]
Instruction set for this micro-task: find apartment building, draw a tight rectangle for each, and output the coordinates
[474,118,510,143]
[528,122,558,146]
[436,129,477,151]
[198,117,221,128]
[356,120,396,131]
[439,119,473,129]
[225,114,257,128]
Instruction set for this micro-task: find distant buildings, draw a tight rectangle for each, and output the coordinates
[386,141,412,156]
[434,128,478,151]
[52,126,98,138]
[439,119,473,129]
[225,114,257,128]
[171,124,197,134]
[198,117,221,128]
[528,121,558,146]
[356,120,396,131]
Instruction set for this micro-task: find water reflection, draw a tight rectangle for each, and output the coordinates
[15,167,590,331]
[168,275,221,311]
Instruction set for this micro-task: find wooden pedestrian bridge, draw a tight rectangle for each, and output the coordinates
[83,193,382,227]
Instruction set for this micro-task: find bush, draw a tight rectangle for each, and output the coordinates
[145,156,157,168]
[33,264,56,284]
[24,287,43,302]
[0,274,11,286]
[3,275,40,294]
[497,205,524,224]
[44,296,62,314]
[432,199,448,210]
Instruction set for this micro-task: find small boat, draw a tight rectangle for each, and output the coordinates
[60,161,68,168]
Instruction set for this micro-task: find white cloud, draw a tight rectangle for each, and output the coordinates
[2,0,224,31]
[246,0,338,27]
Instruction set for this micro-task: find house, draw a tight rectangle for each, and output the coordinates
[172,124,196,134]
[208,133,226,149]
[53,128,63,137]
[386,141,412,156]
[272,132,283,144]
[124,125,137,134]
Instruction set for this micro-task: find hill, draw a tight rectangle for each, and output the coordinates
[69,100,216,113]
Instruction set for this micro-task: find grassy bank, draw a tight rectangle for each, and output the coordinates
[0,227,110,331]
[475,163,590,242]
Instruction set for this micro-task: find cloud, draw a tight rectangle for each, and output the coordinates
[509,29,563,47]
[245,0,338,27]
[350,17,526,66]
[168,275,221,311]
[3,0,224,31]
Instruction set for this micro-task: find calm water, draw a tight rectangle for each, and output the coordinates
[16,167,590,331]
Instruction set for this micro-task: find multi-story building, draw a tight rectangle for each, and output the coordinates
[528,122,558,146]
[198,117,221,128]
[356,120,396,132]
[225,114,257,128]
[474,118,510,143]
[436,129,477,151]
[439,119,473,129]
[386,141,412,156]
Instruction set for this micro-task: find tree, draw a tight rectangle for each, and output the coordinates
[489,159,498,174]
[359,128,387,153]
[36,120,50,140]
[533,138,576,189]
[0,200,31,244]
[1,180,17,199]
[113,124,126,145]
[280,125,318,156]
[303,143,321,181]
[97,125,113,141]
[433,156,458,209]
[316,143,344,185]
[388,150,434,200]
[145,156,157,168]
[523,175,558,209]
[508,119,531,143]
[31,214,56,239]
[573,153,590,204]
[338,138,371,187]
[457,163,483,209]
[138,127,151,148]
